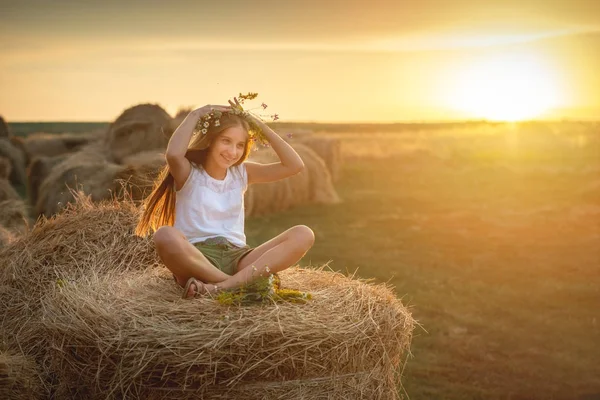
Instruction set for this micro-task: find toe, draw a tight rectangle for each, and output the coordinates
[187,282,197,298]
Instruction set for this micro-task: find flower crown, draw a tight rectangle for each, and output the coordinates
[194,92,279,146]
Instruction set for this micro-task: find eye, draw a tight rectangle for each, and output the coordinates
[237,143,245,149]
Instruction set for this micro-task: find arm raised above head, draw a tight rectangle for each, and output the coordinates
[244,118,304,185]
[166,104,230,190]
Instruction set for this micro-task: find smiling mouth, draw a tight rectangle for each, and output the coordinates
[222,155,236,163]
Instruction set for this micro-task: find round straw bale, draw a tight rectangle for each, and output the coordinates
[26,154,67,208]
[0,350,42,399]
[0,116,9,138]
[0,179,20,202]
[0,196,158,360]
[295,136,342,181]
[0,156,11,180]
[116,151,166,201]
[34,141,121,217]
[0,199,29,235]
[245,148,307,217]
[105,104,171,163]
[0,137,27,187]
[294,143,341,204]
[22,132,98,165]
[0,199,413,399]
[42,266,412,399]
[0,225,14,248]
[244,144,339,217]
[163,107,192,138]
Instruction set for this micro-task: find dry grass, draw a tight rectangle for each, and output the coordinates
[0,350,42,399]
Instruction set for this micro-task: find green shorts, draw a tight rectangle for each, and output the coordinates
[193,237,253,276]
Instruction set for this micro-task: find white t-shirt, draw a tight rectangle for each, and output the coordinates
[174,163,248,247]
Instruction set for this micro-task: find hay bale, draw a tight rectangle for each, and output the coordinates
[35,145,166,217]
[0,350,42,399]
[41,266,412,399]
[22,132,97,165]
[0,196,158,361]
[0,199,29,235]
[0,116,9,138]
[26,154,67,208]
[35,146,129,217]
[245,148,301,217]
[0,138,27,187]
[0,179,20,203]
[105,104,171,163]
[115,151,166,202]
[0,225,13,248]
[0,156,11,180]
[295,143,341,204]
[245,144,340,217]
[163,107,192,138]
[0,198,414,399]
[295,136,342,181]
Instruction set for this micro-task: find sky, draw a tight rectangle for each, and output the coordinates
[1,0,599,122]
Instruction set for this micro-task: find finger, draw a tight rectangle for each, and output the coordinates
[228,99,236,107]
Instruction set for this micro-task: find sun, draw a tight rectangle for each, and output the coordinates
[449,53,564,121]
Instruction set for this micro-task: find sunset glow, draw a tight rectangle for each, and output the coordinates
[449,54,565,121]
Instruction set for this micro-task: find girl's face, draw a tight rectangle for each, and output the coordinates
[207,125,248,169]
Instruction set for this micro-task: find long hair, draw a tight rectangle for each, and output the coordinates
[135,113,252,237]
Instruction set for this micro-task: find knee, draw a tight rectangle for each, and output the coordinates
[290,225,315,249]
[153,226,178,250]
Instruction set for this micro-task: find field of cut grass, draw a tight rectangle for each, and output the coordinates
[246,123,600,399]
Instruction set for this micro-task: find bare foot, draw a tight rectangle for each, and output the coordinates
[182,278,219,299]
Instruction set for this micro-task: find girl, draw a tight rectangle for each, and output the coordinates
[136,100,314,298]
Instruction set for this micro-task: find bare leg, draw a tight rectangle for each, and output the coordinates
[153,226,231,287]
[212,225,315,292]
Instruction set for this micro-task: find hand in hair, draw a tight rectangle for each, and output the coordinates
[192,104,231,119]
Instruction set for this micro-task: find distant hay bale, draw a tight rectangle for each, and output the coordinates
[21,132,98,165]
[245,144,340,217]
[0,225,14,248]
[245,148,301,217]
[0,198,414,399]
[105,103,171,163]
[0,116,9,138]
[0,199,29,235]
[35,144,128,217]
[35,144,167,217]
[0,350,42,399]
[295,136,342,181]
[116,151,166,201]
[163,107,193,138]
[0,156,11,180]
[26,154,67,208]
[296,143,341,204]
[0,137,27,187]
[0,179,20,202]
